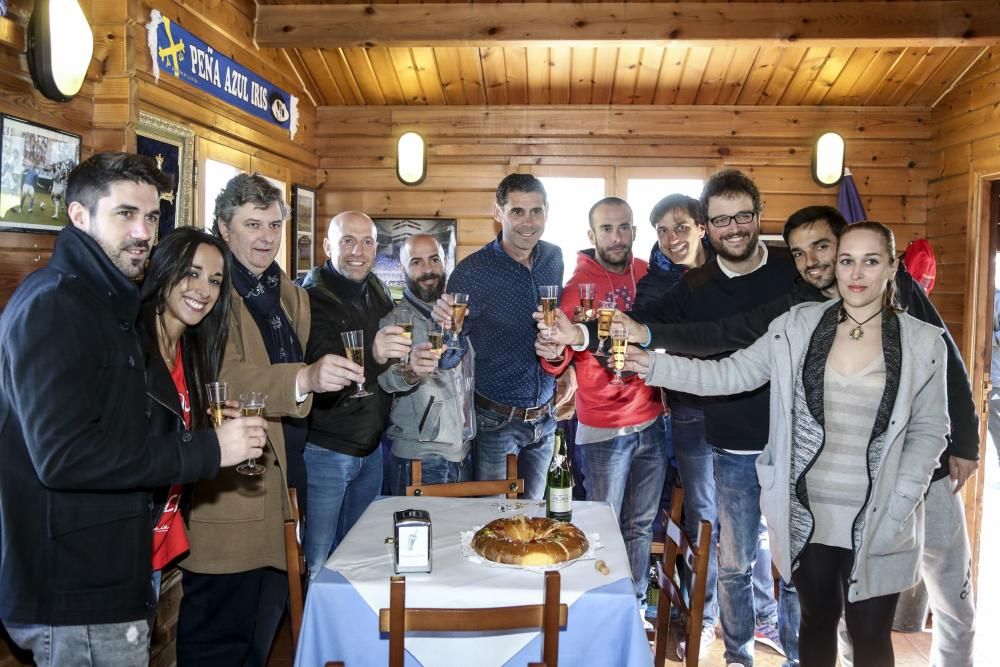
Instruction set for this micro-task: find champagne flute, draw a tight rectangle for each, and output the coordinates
[578,283,596,322]
[538,285,560,340]
[428,320,446,378]
[205,382,228,427]
[341,329,374,398]
[609,322,628,386]
[237,392,267,476]
[392,308,414,375]
[595,299,616,357]
[447,292,469,350]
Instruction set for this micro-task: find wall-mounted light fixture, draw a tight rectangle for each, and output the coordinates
[27,0,93,102]
[396,131,426,186]
[812,131,846,187]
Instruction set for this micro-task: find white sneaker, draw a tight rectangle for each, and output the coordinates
[677,625,717,659]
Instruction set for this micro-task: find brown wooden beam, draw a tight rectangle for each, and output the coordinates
[256,1,1000,49]
[0,16,25,53]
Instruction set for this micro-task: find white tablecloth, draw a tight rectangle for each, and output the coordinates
[296,496,651,667]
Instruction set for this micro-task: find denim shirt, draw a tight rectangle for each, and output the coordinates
[447,234,564,408]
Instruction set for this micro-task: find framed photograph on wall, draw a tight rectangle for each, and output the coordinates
[292,184,316,279]
[0,115,81,232]
[372,218,457,301]
[136,111,194,240]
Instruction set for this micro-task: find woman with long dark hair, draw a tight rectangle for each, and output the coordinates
[625,222,949,666]
[139,226,263,576]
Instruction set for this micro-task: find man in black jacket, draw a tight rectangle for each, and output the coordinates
[301,210,437,579]
[0,153,265,665]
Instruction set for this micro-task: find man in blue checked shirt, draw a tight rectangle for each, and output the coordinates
[433,174,564,499]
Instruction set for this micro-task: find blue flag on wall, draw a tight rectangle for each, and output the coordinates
[146,10,298,140]
[838,168,868,224]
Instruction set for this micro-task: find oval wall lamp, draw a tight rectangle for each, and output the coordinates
[396,131,426,186]
[812,131,846,187]
[27,0,94,102]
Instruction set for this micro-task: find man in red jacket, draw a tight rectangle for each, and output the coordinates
[541,197,667,613]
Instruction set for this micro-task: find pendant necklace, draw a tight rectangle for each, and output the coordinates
[839,307,882,341]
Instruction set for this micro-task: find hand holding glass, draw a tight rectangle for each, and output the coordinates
[578,283,596,321]
[237,392,267,476]
[392,309,414,374]
[428,320,446,378]
[341,330,374,398]
[538,285,563,362]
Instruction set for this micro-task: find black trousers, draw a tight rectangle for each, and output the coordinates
[792,543,900,667]
[177,567,288,667]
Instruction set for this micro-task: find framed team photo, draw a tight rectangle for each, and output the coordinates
[0,115,81,232]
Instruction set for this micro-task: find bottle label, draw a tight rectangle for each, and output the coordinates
[548,487,572,513]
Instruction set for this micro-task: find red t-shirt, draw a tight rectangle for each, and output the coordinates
[151,343,192,570]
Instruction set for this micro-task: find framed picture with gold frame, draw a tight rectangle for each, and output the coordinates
[136,111,194,239]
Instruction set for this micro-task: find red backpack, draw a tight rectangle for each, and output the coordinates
[902,239,936,294]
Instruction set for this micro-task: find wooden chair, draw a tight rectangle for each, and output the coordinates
[284,487,307,650]
[406,452,523,499]
[379,570,567,667]
[652,486,712,667]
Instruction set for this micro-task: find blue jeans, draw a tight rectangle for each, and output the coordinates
[714,448,800,666]
[303,443,383,579]
[388,452,470,496]
[473,408,555,499]
[671,405,720,629]
[4,620,150,666]
[579,418,668,600]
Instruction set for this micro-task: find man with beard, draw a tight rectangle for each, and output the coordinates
[629,169,801,667]
[380,234,476,495]
[300,211,437,579]
[540,197,667,617]
[0,153,265,665]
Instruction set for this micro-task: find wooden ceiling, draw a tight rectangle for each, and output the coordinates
[255,2,1000,108]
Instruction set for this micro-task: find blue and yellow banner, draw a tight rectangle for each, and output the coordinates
[146,10,299,139]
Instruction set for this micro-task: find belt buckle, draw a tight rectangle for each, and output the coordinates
[524,404,545,422]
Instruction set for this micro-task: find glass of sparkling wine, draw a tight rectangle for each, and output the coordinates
[595,299,616,357]
[538,285,560,339]
[609,322,628,386]
[428,320,446,378]
[447,292,469,349]
[205,381,228,427]
[393,308,414,374]
[578,283,596,321]
[237,392,267,477]
[341,329,374,398]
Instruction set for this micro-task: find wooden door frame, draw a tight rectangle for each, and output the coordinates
[962,156,1000,587]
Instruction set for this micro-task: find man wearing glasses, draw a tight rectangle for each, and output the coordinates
[631,169,800,667]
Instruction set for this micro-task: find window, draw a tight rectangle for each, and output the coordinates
[538,176,607,278]
[626,178,704,263]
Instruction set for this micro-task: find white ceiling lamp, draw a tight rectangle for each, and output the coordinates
[396,131,426,186]
[27,0,94,102]
[812,131,846,187]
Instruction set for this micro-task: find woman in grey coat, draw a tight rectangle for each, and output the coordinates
[626,222,949,666]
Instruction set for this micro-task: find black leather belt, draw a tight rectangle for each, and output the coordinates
[475,394,551,422]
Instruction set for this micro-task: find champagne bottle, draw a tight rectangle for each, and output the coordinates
[546,428,573,522]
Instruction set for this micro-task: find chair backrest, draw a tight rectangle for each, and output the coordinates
[407,453,523,499]
[652,486,712,667]
[284,487,307,651]
[379,570,567,667]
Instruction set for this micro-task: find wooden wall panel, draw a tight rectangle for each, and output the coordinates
[316,104,930,268]
[928,45,1000,588]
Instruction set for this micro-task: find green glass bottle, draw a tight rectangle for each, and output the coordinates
[546,428,573,522]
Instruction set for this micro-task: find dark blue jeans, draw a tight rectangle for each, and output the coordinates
[303,443,383,579]
[579,418,668,600]
[714,448,800,666]
[388,451,470,496]
[473,408,555,499]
